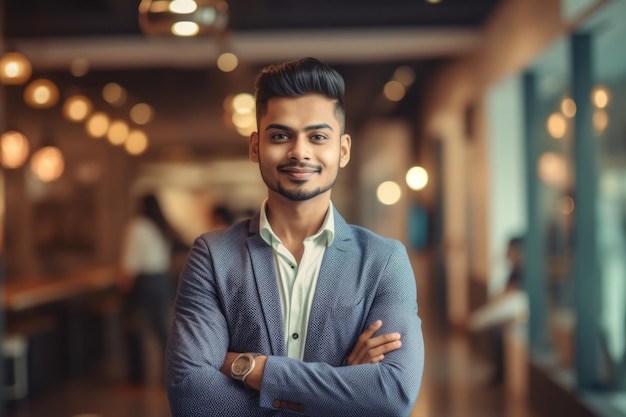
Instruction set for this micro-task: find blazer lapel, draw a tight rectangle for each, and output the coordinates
[305,210,354,360]
[246,217,286,356]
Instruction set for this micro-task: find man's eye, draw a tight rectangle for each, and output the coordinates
[271,133,289,140]
[310,134,327,141]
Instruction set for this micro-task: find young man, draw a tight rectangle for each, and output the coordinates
[165,57,424,416]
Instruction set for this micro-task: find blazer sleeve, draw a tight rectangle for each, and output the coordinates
[165,237,274,417]
[259,240,424,417]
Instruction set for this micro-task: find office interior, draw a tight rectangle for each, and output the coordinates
[1,0,626,416]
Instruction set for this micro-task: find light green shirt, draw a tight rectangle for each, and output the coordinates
[259,200,335,360]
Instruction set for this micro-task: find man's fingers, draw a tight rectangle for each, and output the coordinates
[367,339,402,359]
[346,321,405,365]
[358,320,383,343]
[349,320,384,364]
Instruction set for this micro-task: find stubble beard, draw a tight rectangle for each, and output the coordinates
[259,162,339,202]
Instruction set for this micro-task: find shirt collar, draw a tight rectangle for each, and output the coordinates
[259,199,335,247]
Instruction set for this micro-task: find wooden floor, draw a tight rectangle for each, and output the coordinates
[6,253,541,417]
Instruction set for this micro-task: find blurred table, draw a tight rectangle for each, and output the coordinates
[3,265,118,312]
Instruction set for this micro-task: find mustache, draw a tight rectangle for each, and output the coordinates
[277,162,322,171]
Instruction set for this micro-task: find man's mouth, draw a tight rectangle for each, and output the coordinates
[278,163,321,180]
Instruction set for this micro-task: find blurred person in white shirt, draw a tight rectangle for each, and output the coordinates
[119,193,175,384]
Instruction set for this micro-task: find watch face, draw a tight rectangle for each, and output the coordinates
[232,356,251,375]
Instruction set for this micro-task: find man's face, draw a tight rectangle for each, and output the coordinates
[249,94,351,202]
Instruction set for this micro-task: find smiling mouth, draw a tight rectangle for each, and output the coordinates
[278,163,321,178]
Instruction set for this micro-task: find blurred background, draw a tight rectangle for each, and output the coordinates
[1,0,626,416]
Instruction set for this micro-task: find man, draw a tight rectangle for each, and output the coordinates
[165,57,424,416]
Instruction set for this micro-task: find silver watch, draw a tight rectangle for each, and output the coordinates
[231,353,259,386]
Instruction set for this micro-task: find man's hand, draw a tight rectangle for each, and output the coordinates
[220,352,240,377]
[346,320,402,365]
[220,352,267,391]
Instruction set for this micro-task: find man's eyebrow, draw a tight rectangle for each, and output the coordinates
[265,123,292,131]
[265,123,334,132]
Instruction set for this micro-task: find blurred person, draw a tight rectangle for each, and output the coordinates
[468,235,527,386]
[165,57,424,416]
[209,204,235,231]
[119,193,175,385]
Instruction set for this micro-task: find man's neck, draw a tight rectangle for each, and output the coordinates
[265,194,330,246]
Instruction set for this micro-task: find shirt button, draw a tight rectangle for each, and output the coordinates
[292,333,299,340]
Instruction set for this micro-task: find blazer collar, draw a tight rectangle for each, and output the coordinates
[247,205,354,245]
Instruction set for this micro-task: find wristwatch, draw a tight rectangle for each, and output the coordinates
[231,353,259,386]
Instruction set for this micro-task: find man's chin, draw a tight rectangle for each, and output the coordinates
[276,185,323,202]
[280,190,320,202]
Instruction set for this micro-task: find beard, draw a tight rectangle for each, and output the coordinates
[275,180,336,201]
[259,161,338,202]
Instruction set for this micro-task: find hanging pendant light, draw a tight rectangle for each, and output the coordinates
[30,145,65,183]
[138,0,229,37]
[0,52,32,85]
[24,78,60,109]
[0,130,31,168]
[63,95,94,122]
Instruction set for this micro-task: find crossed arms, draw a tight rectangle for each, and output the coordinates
[165,234,424,416]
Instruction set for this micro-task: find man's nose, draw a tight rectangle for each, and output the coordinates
[288,137,311,160]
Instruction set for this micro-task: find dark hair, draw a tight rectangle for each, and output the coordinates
[212,205,235,226]
[140,194,171,239]
[254,57,346,131]
[508,235,525,249]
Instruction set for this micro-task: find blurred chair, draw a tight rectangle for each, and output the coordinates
[2,334,28,400]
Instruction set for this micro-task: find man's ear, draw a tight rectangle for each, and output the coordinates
[249,131,259,163]
[339,134,351,168]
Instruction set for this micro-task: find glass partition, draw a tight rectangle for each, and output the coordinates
[526,37,576,372]
[586,0,626,401]
[525,2,626,414]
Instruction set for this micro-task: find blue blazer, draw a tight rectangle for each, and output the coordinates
[166,208,424,416]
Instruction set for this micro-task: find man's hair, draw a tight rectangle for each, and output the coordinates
[254,57,346,131]
[508,235,525,250]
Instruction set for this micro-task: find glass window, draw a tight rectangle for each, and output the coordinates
[527,36,577,375]
[588,0,626,398]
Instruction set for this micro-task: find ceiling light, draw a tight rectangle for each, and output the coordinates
[170,0,198,14]
[107,120,130,146]
[0,52,32,85]
[86,112,111,138]
[102,82,127,107]
[23,79,60,108]
[130,103,155,125]
[231,93,255,113]
[125,130,149,155]
[139,0,229,37]
[392,66,415,87]
[30,146,65,182]
[63,95,94,122]
[383,80,406,102]
[217,52,238,72]
[172,21,200,36]
[0,131,30,169]
[592,85,610,109]
[377,181,402,206]
[546,112,567,139]
[537,152,568,187]
[593,109,609,135]
[560,97,576,118]
[406,166,428,191]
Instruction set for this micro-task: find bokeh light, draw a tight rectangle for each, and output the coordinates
[377,181,402,205]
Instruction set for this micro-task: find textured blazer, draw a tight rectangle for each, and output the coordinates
[166,208,424,417]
